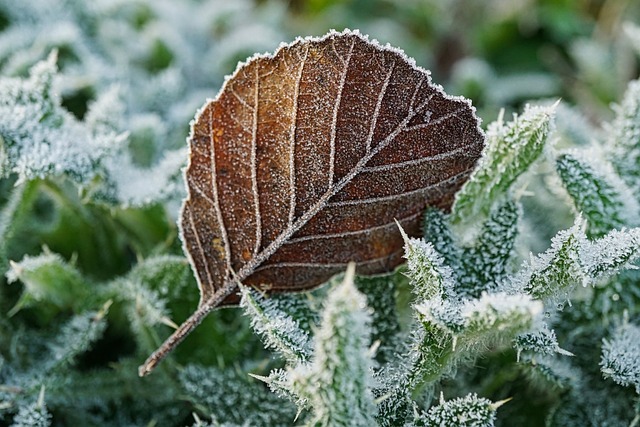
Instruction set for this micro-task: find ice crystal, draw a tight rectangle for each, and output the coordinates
[452,103,556,233]
[287,265,377,426]
[0,53,124,184]
[240,287,312,364]
[415,393,498,427]
[601,321,640,393]
[608,79,640,198]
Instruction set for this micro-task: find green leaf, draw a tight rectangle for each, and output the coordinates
[415,393,502,427]
[600,320,640,393]
[289,264,377,427]
[452,103,556,233]
[6,250,90,315]
[608,78,640,198]
[556,151,638,238]
[459,199,520,297]
[240,287,312,364]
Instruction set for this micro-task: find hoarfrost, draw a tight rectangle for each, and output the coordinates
[601,321,640,393]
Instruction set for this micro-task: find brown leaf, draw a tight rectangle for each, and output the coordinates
[139,29,484,375]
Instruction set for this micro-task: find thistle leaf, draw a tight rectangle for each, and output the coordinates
[288,264,377,426]
[600,321,640,393]
[240,287,312,364]
[608,79,640,197]
[556,150,638,238]
[452,103,556,232]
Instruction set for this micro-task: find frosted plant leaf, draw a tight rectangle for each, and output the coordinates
[142,28,484,375]
[452,103,556,234]
[44,303,110,372]
[6,251,89,315]
[556,150,639,238]
[608,79,640,197]
[455,292,542,349]
[179,365,297,427]
[400,225,456,302]
[582,227,640,279]
[415,393,499,427]
[514,325,573,359]
[111,278,177,334]
[459,199,520,297]
[523,355,582,390]
[422,207,462,274]
[106,147,186,206]
[517,216,587,300]
[240,287,312,364]
[0,52,124,184]
[601,321,640,393]
[287,264,377,426]
[10,387,51,427]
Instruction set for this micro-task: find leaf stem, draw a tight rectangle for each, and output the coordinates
[138,281,236,376]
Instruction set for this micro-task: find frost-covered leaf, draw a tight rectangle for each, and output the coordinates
[0,52,124,184]
[556,150,638,238]
[459,199,520,297]
[519,217,586,300]
[608,78,640,198]
[44,303,110,372]
[106,147,186,206]
[240,287,312,364]
[180,365,297,427]
[400,225,456,302]
[583,227,640,278]
[422,207,462,273]
[514,218,640,302]
[515,326,572,359]
[601,321,640,393]
[417,293,543,351]
[452,103,556,232]
[415,393,499,427]
[6,250,89,315]
[143,28,484,374]
[288,264,377,426]
[10,387,50,427]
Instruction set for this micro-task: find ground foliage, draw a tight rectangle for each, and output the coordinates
[0,1,639,426]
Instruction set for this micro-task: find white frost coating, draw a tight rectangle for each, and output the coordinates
[240,286,312,363]
[287,264,378,426]
[461,292,542,321]
[0,52,124,183]
[559,147,640,227]
[601,321,640,393]
[583,227,640,277]
[108,148,187,206]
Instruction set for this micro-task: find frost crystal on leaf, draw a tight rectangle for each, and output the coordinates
[0,52,124,184]
[240,287,312,364]
[416,393,499,427]
[287,265,377,426]
[600,321,640,393]
[556,150,639,238]
[452,103,556,233]
[608,79,640,199]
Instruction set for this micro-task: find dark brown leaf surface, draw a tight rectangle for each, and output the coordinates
[140,29,483,375]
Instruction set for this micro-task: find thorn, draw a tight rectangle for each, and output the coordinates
[439,391,445,405]
[374,392,392,405]
[491,397,513,410]
[368,340,381,357]
[8,260,22,276]
[37,385,46,409]
[248,372,271,384]
[160,316,179,330]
